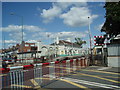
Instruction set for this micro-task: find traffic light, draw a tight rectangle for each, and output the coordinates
[94,36,105,46]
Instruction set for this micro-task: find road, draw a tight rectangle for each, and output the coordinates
[41,66,120,89]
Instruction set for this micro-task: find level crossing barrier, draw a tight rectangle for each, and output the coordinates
[0,57,89,89]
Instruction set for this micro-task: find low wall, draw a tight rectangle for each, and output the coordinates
[107,44,120,67]
[108,57,120,67]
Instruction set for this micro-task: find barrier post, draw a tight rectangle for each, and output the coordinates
[42,63,50,86]
[54,61,60,78]
[34,63,43,87]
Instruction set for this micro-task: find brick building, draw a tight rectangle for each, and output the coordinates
[19,41,37,53]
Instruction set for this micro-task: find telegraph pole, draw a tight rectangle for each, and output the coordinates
[88,17,93,65]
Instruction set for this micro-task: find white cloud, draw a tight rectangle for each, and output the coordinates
[56,0,89,2]
[40,2,87,23]
[9,31,26,42]
[2,25,44,32]
[58,31,87,40]
[40,2,98,27]
[32,31,87,42]
[2,25,21,32]
[60,7,98,27]
[54,2,87,10]
[4,40,17,44]
[26,40,38,43]
[24,25,44,32]
[95,23,104,31]
[41,5,62,23]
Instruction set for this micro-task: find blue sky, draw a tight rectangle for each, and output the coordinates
[1,2,106,49]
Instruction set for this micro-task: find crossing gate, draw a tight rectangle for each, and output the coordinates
[1,57,89,89]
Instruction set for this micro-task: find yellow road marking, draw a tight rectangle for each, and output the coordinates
[59,78,91,89]
[35,75,90,89]
[54,73,65,75]
[62,70,73,72]
[30,79,41,88]
[46,66,54,67]
[82,69,120,75]
[35,77,50,80]
[34,85,41,89]
[71,73,120,79]
[0,74,7,76]
[77,73,120,83]
[11,84,32,88]
[103,76,120,79]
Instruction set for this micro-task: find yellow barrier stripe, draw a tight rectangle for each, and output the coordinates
[11,84,32,88]
[78,73,120,83]
[59,78,91,89]
[82,70,120,75]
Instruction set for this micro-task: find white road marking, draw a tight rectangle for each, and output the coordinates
[42,74,120,89]
[62,77,120,89]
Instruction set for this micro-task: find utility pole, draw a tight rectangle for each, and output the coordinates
[10,13,24,63]
[88,17,93,65]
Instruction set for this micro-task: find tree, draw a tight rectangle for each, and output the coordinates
[74,38,86,48]
[101,2,120,39]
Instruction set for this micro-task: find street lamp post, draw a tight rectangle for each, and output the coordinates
[10,13,24,62]
[88,17,93,65]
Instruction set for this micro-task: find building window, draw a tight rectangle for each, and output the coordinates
[25,44,29,47]
[31,44,35,46]
[27,49,30,51]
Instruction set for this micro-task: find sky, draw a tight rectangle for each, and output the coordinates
[1,1,106,49]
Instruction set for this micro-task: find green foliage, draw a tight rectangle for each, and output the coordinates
[74,38,86,48]
[101,2,120,38]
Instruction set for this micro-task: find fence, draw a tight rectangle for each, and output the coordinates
[0,57,89,89]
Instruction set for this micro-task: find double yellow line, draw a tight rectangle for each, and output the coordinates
[76,73,120,83]
[82,69,120,75]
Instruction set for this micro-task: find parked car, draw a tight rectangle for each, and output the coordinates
[2,57,14,64]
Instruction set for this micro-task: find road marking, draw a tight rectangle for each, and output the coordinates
[59,78,90,89]
[46,66,54,67]
[35,74,120,89]
[77,73,120,83]
[71,73,120,79]
[0,74,7,76]
[62,77,120,89]
[82,69,120,75]
[30,79,41,88]
[37,74,90,89]
[103,75,120,79]
[11,84,32,88]
[35,77,50,80]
